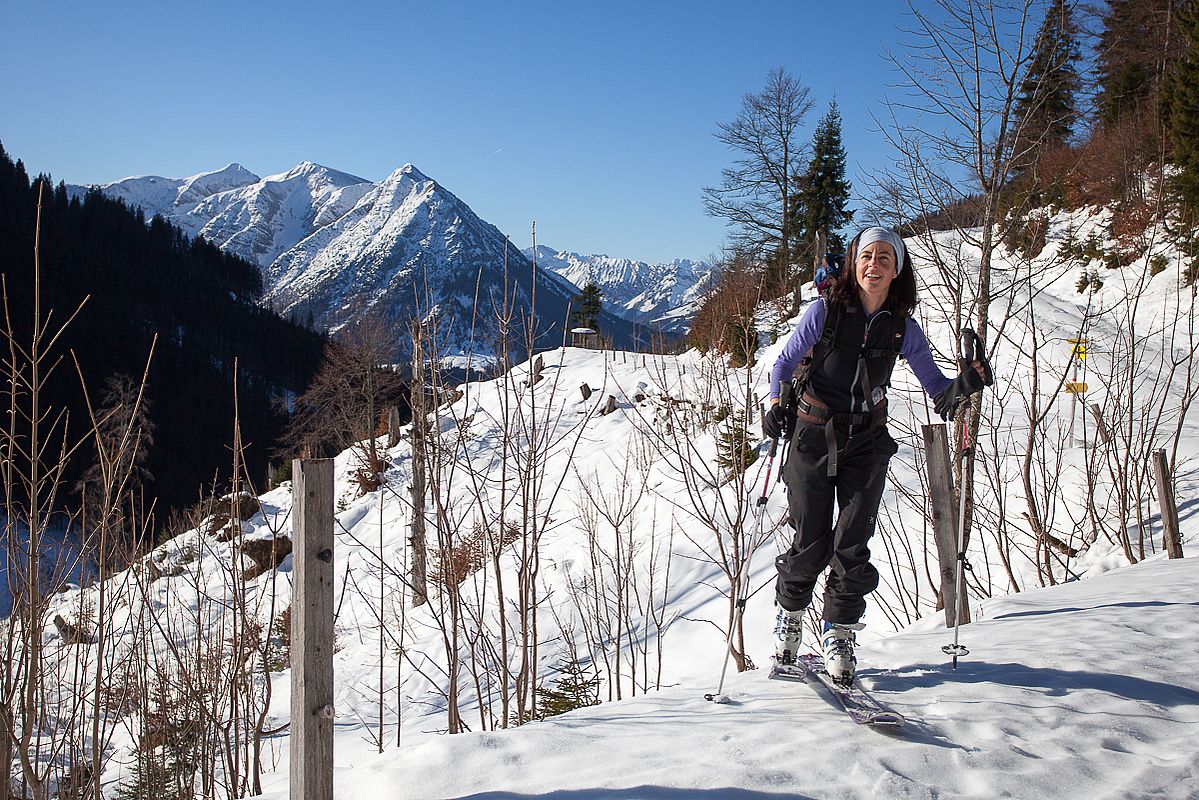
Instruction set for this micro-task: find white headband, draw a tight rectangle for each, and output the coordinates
[858,227,906,274]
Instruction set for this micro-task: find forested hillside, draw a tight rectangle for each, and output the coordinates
[0,143,325,525]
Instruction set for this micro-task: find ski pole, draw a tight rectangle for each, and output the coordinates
[942,327,978,669]
[705,432,779,703]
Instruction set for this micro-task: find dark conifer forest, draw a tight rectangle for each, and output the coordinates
[0,142,325,528]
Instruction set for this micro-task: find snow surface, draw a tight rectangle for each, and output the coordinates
[32,204,1199,799]
[328,555,1199,800]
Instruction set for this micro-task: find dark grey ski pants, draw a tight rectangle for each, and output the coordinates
[774,421,898,624]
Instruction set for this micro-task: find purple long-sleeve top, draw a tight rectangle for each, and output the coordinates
[769,299,953,402]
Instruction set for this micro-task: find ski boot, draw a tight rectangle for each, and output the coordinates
[774,607,805,666]
[821,621,864,685]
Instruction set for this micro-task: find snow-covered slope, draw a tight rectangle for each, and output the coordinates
[33,202,1199,798]
[83,164,636,356]
[368,555,1199,799]
[528,244,715,334]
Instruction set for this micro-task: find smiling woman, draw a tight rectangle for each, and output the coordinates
[852,228,902,314]
[761,225,994,684]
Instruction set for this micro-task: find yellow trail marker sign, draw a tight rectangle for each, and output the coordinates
[1065,382,1088,394]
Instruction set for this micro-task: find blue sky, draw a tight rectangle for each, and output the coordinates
[3,1,919,263]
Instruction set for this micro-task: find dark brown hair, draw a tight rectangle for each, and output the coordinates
[829,228,917,317]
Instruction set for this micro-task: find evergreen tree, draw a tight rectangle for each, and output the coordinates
[1165,1,1199,208]
[570,281,604,331]
[798,101,853,255]
[0,145,325,524]
[1096,0,1187,127]
[1012,0,1081,175]
[536,656,601,718]
[115,749,176,800]
[716,408,758,480]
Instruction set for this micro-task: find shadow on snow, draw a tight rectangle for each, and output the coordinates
[866,660,1199,707]
[451,789,816,800]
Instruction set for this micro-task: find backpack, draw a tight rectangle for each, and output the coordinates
[789,299,906,405]
[785,300,907,476]
[814,252,844,297]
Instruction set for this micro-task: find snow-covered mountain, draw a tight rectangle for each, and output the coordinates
[82,163,633,357]
[528,245,715,335]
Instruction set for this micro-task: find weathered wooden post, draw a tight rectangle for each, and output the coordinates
[291,458,335,800]
[387,406,402,448]
[1151,449,1184,559]
[923,424,969,626]
[1087,402,1110,445]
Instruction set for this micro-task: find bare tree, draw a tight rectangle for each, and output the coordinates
[631,322,774,674]
[281,314,401,493]
[872,0,1045,578]
[703,67,815,309]
[408,320,429,608]
[1,180,160,800]
[74,372,156,566]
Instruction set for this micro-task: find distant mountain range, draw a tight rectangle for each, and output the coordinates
[81,163,711,356]
[526,246,714,336]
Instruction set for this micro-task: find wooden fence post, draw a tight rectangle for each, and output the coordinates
[1087,402,1110,445]
[291,458,335,800]
[1152,449,1184,559]
[387,406,402,448]
[923,425,970,626]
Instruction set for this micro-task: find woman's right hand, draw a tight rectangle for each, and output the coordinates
[763,402,789,439]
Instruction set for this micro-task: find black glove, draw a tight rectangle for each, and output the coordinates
[933,366,986,419]
[762,403,788,439]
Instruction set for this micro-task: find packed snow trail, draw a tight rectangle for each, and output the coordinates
[257,555,1199,800]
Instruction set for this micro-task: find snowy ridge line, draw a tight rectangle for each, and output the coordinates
[77,162,681,355]
[527,244,716,334]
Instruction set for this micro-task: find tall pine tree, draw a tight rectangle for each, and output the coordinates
[1164,1,1199,208]
[569,281,604,332]
[789,101,853,281]
[1096,0,1187,127]
[1012,0,1081,177]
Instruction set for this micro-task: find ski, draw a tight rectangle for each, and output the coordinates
[769,654,905,727]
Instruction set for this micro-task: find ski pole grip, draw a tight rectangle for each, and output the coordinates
[778,380,795,444]
[959,327,977,363]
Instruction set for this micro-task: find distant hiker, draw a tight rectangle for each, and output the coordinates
[761,226,993,684]
[813,252,843,297]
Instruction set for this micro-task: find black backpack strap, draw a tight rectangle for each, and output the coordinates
[796,299,843,394]
[858,311,907,360]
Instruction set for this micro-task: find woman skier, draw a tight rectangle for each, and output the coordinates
[762,226,992,684]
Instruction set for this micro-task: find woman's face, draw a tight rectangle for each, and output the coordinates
[855,241,898,298]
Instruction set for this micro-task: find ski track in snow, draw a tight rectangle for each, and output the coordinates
[323,558,1199,800]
